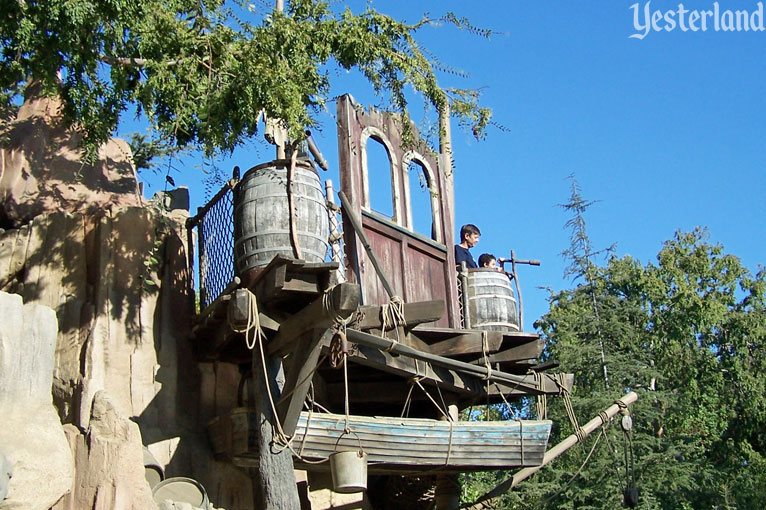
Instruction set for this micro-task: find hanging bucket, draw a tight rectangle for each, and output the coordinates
[233,159,329,285]
[152,477,210,510]
[466,268,520,332]
[330,449,368,493]
[330,430,367,493]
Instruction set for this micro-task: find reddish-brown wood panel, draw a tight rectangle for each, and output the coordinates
[336,94,458,327]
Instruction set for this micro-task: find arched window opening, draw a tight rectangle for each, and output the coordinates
[365,137,395,219]
[407,159,436,240]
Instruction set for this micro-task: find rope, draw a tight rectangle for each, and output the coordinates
[228,289,266,351]
[480,331,493,382]
[537,428,606,507]
[534,371,547,420]
[398,361,456,468]
[286,148,302,260]
[343,352,351,434]
[381,295,406,351]
[562,389,585,442]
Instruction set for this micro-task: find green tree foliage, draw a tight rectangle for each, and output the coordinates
[0,0,492,161]
[462,183,766,509]
[521,202,766,507]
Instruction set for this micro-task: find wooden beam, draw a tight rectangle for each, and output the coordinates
[345,329,550,395]
[487,373,574,398]
[266,282,360,356]
[342,343,480,396]
[338,190,396,298]
[338,337,571,399]
[424,330,504,358]
[471,339,545,365]
[277,328,333,437]
[356,300,445,330]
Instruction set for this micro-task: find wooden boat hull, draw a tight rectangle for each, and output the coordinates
[224,409,551,474]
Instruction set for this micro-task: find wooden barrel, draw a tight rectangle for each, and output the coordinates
[466,269,519,332]
[234,160,328,281]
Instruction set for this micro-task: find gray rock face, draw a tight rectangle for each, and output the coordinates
[0,291,73,509]
[0,452,11,502]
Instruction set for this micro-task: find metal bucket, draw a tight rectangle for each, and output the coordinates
[466,269,519,332]
[329,450,368,493]
[152,477,210,510]
[234,160,329,283]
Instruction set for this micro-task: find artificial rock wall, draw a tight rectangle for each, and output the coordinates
[0,88,252,509]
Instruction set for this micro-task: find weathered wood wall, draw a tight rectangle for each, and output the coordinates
[336,95,459,327]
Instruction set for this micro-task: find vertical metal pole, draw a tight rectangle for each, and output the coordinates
[459,262,471,329]
[196,206,208,308]
[325,180,346,283]
[511,250,524,331]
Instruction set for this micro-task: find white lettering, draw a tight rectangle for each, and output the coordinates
[721,9,735,30]
[629,2,766,38]
[736,10,750,30]
[688,10,700,30]
[678,3,689,30]
[630,2,652,39]
[753,3,765,31]
[714,2,721,30]
[664,10,677,30]
[701,9,713,30]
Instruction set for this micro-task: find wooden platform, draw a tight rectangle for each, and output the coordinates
[190,256,572,419]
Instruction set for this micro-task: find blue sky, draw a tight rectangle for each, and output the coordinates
[136,0,766,328]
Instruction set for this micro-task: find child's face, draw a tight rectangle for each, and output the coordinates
[465,232,480,248]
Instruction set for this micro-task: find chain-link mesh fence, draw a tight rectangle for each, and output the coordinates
[192,182,237,310]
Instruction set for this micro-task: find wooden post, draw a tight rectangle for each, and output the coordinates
[251,341,301,509]
[434,398,460,510]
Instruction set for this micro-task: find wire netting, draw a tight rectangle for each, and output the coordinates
[196,185,235,310]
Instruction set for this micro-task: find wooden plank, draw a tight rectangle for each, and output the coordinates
[356,300,444,330]
[277,328,332,437]
[341,343,480,396]
[488,373,574,398]
[282,272,321,294]
[424,330,504,357]
[267,282,360,356]
[472,339,545,365]
[339,190,396,298]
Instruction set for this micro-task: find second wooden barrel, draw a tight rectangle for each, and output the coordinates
[466,269,520,332]
[234,160,329,280]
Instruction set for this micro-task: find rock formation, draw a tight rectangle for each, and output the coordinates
[0,291,73,509]
[0,82,142,228]
[0,88,253,509]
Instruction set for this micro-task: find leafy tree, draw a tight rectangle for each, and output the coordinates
[461,181,766,509]
[1,0,492,161]
[525,204,766,508]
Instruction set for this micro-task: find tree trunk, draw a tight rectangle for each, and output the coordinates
[252,349,301,509]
